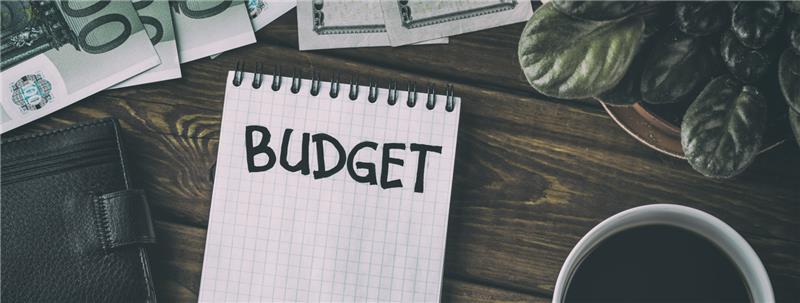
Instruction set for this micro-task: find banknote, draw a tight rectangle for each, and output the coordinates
[209,0,295,59]
[1,0,159,133]
[248,0,296,31]
[112,0,181,89]
[171,0,256,63]
[297,0,447,51]
[380,0,533,46]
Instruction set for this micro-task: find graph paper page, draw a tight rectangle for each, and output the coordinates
[198,71,461,302]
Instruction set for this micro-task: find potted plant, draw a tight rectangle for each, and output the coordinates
[518,1,800,178]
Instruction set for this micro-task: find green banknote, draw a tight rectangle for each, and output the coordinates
[171,0,255,63]
[112,0,181,88]
[210,0,295,59]
[1,0,159,133]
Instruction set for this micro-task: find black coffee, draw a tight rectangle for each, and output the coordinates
[564,225,751,303]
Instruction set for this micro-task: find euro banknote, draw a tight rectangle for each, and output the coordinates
[1,0,159,133]
[112,0,181,88]
[171,0,256,63]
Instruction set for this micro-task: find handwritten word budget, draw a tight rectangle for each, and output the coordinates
[244,126,443,193]
[199,71,461,302]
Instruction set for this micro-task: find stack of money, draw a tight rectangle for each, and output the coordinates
[0,0,535,133]
[297,0,533,50]
[0,0,293,134]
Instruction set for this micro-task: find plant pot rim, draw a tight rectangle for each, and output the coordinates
[598,99,785,159]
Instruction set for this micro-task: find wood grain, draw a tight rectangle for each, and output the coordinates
[5,9,799,303]
[11,81,800,301]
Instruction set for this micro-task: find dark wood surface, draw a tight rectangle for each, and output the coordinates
[8,9,800,302]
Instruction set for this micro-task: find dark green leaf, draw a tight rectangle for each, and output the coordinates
[790,110,800,147]
[640,30,717,104]
[681,75,767,178]
[675,2,728,36]
[552,0,641,21]
[640,2,675,40]
[731,2,784,49]
[721,30,775,83]
[789,14,799,54]
[598,43,649,105]
[788,1,800,14]
[518,3,644,99]
[779,48,800,114]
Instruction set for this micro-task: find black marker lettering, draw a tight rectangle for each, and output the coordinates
[312,133,346,179]
[347,141,378,185]
[279,129,310,175]
[245,125,275,172]
[381,143,405,189]
[409,144,442,193]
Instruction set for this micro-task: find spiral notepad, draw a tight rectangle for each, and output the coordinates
[199,64,461,302]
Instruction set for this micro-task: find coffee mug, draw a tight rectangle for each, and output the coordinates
[552,204,774,303]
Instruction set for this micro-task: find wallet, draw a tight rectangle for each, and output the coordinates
[1,118,157,302]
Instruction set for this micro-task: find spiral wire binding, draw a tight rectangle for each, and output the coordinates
[368,78,379,103]
[310,70,321,96]
[348,75,359,101]
[330,72,340,98]
[233,61,244,87]
[272,65,282,91]
[252,62,264,89]
[407,82,417,107]
[232,62,455,112]
[426,84,436,110]
[291,68,302,93]
[388,80,398,105]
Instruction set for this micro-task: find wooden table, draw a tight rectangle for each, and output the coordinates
[10,9,799,302]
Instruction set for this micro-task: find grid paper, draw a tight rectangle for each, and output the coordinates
[198,71,461,302]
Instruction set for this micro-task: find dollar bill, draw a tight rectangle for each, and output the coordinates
[380,0,533,46]
[171,0,256,63]
[111,0,181,89]
[1,0,159,133]
[297,0,447,51]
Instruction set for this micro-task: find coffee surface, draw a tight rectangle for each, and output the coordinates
[565,225,750,303]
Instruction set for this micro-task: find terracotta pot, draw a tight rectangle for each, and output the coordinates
[599,100,786,159]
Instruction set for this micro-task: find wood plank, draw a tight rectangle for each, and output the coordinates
[11,97,799,301]
[151,221,546,302]
[443,279,547,303]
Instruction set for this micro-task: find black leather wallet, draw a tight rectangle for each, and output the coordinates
[1,118,157,302]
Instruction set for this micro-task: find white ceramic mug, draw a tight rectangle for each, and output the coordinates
[552,204,774,303]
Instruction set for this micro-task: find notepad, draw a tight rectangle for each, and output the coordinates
[198,70,461,302]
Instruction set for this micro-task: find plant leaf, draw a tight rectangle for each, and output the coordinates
[597,43,649,105]
[639,2,675,40]
[640,30,718,104]
[675,2,729,37]
[790,110,800,147]
[552,0,641,21]
[681,75,767,178]
[518,3,644,99]
[789,14,799,54]
[788,1,800,14]
[779,48,800,114]
[731,2,784,49]
[721,30,775,83]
